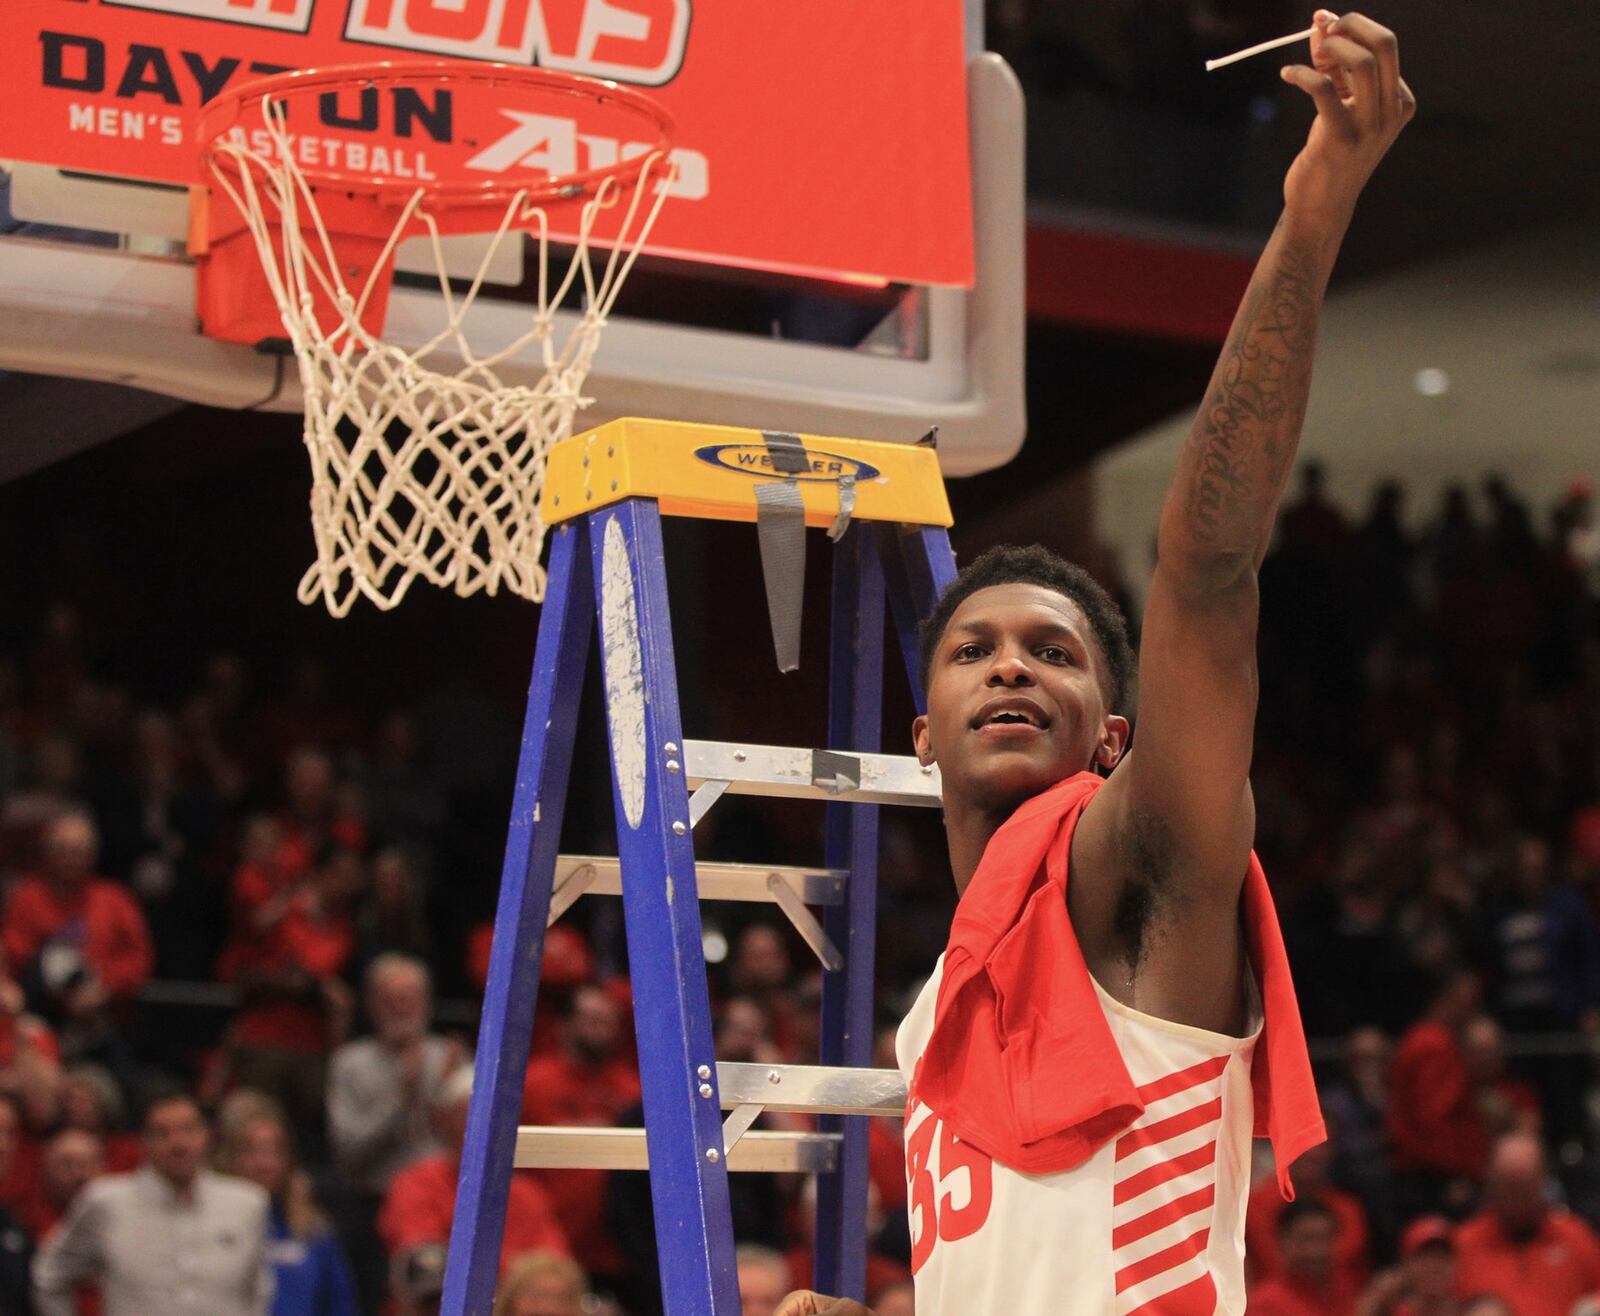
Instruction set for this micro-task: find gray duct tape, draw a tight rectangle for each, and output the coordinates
[754,480,806,673]
[827,473,856,542]
[760,430,811,476]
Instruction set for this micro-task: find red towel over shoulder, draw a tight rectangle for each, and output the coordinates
[914,772,1324,1199]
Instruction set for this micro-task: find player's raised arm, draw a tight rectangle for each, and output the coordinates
[1075,12,1414,1015]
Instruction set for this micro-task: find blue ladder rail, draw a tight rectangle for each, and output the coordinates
[442,501,957,1316]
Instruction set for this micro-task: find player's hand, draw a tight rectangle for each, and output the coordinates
[1279,11,1415,226]
[774,1291,876,1316]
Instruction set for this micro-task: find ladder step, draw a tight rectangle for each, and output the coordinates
[552,855,847,907]
[717,1063,906,1116]
[514,1126,839,1173]
[683,740,942,807]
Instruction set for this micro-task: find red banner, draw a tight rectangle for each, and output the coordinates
[3,0,975,286]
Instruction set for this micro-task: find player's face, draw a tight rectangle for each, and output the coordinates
[914,584,1127,816]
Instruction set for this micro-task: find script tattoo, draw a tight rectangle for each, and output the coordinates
[1185,229,1321,547]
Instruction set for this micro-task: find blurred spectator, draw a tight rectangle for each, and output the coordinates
[1453,1132,1600,1316]
[736,1244,790,1316]
[58,1065,138,1172]
[1491,836,1600,1033]
[1248,1196,1362,1316]
[328,954,460,1312]
[1356,1216,1460,1316]
[0,1093,36,1316]
[362,712,447,868]
[176,651,253,805]
[328,955,457,1190]
[1388,969,1488,1212]
[521,986,639,1286]
[1247,1134,1371,1289]
[464,924,593,1059]
[1320,1027,1396,1241]
[261,662,361,769]
[1489,834,1600,1143]
[378,1066,569,1276]
[34,1089,272,1316]
[219,841,362,1142]
[93,710,223,979]
[389,1242,445,1316]
[0,733,85,881]
[22,1128,104,1241]
[0,970,63,1133]
[728,925,797,1058]
[351,849,432,981]
[1280,460,1350,556]
[1461,1016,1542,1140]
[271,749,366,882]
[214,1092,358,1316]
[2,811,153,1072]
[492,1251,589,1316]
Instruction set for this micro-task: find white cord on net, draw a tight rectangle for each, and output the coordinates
[206,93,675,616]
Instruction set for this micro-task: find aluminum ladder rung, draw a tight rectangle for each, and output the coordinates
[552,855,847,907]
[717,1062,906,1116]
[514,1126,840,1173]
[683,739,942,807]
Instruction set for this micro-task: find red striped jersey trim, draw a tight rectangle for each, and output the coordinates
[1135,1054,1231,1105]
[1122,1271,1219,1315]
[1114,1226,1211,1293]
[1114,1097,1223,1160]
[1111,1183,1216,1250]
[1114,1140,1219,1206]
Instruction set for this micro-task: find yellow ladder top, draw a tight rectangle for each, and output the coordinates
[541,418,954,529]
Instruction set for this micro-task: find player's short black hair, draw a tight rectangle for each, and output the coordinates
[917,544,1135,713]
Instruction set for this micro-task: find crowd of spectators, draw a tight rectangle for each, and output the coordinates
[0,466,1599,1313]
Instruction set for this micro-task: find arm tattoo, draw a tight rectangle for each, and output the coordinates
[1182,227,1325,552]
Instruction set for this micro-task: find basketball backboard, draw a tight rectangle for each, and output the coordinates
[0,1,1023,476]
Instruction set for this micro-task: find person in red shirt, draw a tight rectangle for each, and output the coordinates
[1248,1130,1371,1289]
[1461,1016,1542,1139]
[0,971,64,1134]
[380,1065,568,1275]
[1356,1216,1463,1316]
[1453,1132,1600,1316]
[20,1127,104,1240]
[520,985,640,1286]
[1250,1197,1363,1316]
[728,925,799,1060]
[3,811,153,1035]
[275,747,367,872]
[1388,969,1489,1212]
[58,1065,141,1173]
[220,843,362,1140]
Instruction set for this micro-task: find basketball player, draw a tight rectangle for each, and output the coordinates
[778,11,1413,1315]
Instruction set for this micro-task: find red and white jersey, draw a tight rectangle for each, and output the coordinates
[896,955,1262,1315]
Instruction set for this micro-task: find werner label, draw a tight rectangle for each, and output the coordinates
[694,445,882,483]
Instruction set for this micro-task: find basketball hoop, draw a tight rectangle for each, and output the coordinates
[194,61,675,616]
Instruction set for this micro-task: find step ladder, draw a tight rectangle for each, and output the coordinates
[442,418,958,1315]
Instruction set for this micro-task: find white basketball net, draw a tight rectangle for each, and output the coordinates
[206,95,672,617]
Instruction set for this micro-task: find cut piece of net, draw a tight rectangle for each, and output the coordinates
[206,98,672,617]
